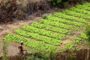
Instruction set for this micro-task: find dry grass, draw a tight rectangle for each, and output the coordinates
[0,0,50,23]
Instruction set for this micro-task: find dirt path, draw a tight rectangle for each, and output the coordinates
[0,23,29,56]
[0,16,41,57]
[0,20,86,56]
[0,8,58,57]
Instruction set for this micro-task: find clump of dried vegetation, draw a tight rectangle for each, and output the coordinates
[0,0,89,23]
[0,0,50,23]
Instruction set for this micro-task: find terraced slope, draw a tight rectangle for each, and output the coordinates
[4,2,90,58]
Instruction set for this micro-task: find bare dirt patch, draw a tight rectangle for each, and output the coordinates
[0,6,58,56]
[61,31,81,48]
[0,15,42,56]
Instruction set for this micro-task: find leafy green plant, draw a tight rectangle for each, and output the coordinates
[50,0,62,7]
[86,24,90,41]
[4,3,90,60]
[3,39,8,60]
[50,0,69,7]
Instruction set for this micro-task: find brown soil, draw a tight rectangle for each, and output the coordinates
[61,31,81,48]
[57,27,88,52]
[0,15,42,57]
[0,5,60,57]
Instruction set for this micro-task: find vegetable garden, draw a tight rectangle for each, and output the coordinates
[4,2,90,60]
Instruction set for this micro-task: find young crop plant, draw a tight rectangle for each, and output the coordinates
[31,23,69,34]
[15,29,61,46]
[70,7,90,15]
[21,26,66,40]
[5,34,58,55]
[45,15,84,27]
[54,12,86,23]
[86,24,90,41]
[74,33,88,45]
[63,10,90,20]
[4,2,90,60]
[39,19,73,29]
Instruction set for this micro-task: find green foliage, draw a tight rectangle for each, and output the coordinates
[75,33,88,45]
[64,43,75,51]
[4,3,90,60]
[3,39,8,60]
[50,0,70,7]
[86,24,90,41]
[51,0,62,7]
[50,0,88,7]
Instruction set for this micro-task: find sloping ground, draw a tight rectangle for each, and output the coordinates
[3,2,90,59]
[0,16,41,57]
[0,0,50,23]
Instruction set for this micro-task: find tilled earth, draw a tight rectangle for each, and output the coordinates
[0,15,41,57]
